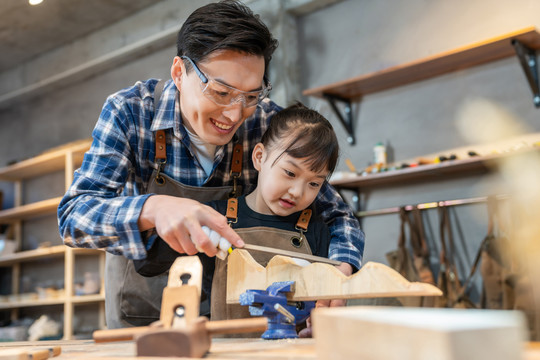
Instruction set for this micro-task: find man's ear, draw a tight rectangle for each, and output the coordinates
[252,143,265,171]
[170,56,184,90]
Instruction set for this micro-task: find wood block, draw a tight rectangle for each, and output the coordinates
[312,306,527,360]
[136,317,210,358]
[226,250,442,303]
[167,256,203,290]
[160,285,200,328]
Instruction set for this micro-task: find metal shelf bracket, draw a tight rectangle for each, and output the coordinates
[512,39,540,108]
[323,93,356,145]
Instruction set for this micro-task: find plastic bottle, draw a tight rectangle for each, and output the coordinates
[373,142,387,166]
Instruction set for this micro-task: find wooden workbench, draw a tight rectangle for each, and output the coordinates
[0,338,317,359]
[2,339,540,359]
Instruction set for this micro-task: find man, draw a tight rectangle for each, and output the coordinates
[58,0,364,330]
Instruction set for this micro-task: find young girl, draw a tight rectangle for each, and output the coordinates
[135,103,352,326]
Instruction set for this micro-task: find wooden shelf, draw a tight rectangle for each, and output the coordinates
[330,152,515,190]
[0,245,102,266]
[70,293,105,305]
[0,197,61,223]
[0,139,104,340]
[303,27,540,100]
[0,294,104,310]
[0,139,91,181]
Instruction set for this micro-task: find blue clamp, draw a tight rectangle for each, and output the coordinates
[239,281,315,340]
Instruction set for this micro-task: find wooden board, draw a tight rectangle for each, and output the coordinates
[0,139,91,182]
[226,249,442,303]
[303,27,540,99]
[1,338,540,359]
[0,339,317,359]
[312,306,527,360]
[0,197,61,223]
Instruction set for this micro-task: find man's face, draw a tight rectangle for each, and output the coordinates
[250,143,329,217]
[171,50,266,146]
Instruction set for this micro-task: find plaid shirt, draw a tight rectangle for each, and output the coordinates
[58,79,365,269]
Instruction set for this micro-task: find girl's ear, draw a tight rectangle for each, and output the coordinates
[252,143,265,171]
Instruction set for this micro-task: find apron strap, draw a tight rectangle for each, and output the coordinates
[153,80,167,185]
[296,209,312,231]
[226,198,312,232]
[226,198,239,224]
[228,144,243,198]
[155,130,167,160]
[230,144,243,175]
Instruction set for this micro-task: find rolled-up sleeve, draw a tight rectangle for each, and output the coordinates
[58,94,151,259]
[315,182,365,271]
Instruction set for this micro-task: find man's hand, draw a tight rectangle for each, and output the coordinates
[138,195,244,257]
[298,262,353,338]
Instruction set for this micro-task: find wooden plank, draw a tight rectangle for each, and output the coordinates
[312,306,527,360]
[0,246,102,266]
[330,155,491,190]
[329,147,540,190]
[0,197,61,223]
[0,338,539,359]
[0,293,103,310]
[226,249,442,304]
[0,339,317,359]
[0,139,91,181]
[303,27,540,99]
[0,245,65,266]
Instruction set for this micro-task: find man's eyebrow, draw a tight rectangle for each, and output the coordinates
[213,77,263,92]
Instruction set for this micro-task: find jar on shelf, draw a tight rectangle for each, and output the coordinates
[373,142,387,166]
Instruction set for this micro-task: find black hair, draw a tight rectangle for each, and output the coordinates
[261,103,340,176]
[177,1,278,76]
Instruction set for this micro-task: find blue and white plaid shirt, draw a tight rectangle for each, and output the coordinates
[58,79,365,269]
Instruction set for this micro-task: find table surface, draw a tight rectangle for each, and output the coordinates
[1,339,540,359]
[0,338,317,359]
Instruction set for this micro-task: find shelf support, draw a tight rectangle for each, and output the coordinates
[512,39,540,108]
[323,93,356,145]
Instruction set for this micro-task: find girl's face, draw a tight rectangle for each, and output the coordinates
[249,142,329,216]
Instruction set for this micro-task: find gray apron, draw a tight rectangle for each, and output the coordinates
[105,80,245,328]
[105,171,238,328]
[210,200,313,337]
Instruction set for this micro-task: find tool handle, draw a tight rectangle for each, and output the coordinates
[93,326,151,343]
[205,317,267,335]
[0,349,51,360]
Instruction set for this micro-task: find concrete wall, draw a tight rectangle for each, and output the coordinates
[1,0,539,310]
[297,0,540,301]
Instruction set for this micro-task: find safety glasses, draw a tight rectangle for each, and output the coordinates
[181,56,271,108]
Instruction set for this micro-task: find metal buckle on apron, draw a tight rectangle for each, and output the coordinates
[290,233,304,248]
[155,158,167,186]
[292,209,312,248]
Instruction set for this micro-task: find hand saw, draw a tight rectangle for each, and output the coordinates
[234,243,342,266]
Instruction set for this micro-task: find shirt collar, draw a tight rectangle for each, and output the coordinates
[150,80,187,141]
